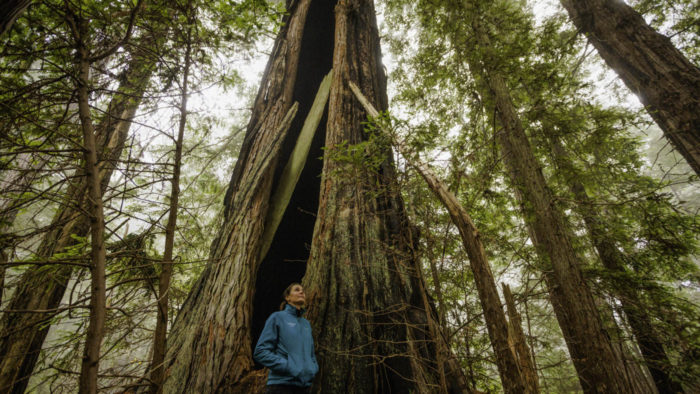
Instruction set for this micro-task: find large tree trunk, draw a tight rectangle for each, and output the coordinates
[349,82,530,393]
[559,0,700,175]
[303,1,468,390]
[0,34,156,393]
[161,1,468,393]
[468,16,644,394]
[549,135,683,393]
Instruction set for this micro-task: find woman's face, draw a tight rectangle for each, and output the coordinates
[285,284,305,307]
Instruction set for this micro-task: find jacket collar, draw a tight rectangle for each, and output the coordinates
[284,303,306,317]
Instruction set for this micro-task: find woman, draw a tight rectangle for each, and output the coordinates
[254,283,319,393]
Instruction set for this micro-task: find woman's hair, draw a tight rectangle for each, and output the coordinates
[279,282,302,310]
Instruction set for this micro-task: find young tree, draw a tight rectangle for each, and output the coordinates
[161,0,467,392]
[559,0,700,175]
[148,0,194,390]
[0,3,156,390]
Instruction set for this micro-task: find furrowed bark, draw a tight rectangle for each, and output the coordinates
[560,0,700,175]
[469,17,644,394]
[349,81,529,393]
[159,2,313,392]
[148,7,193,392]
[303,2,467,392]
[0,32,157,393]
[549,135,683,393]
[74,21,107,394]
[162,1,469,392]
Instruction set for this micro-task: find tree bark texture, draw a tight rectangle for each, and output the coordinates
[0,0,31,36]
[349,81,527,393]
[560,0,700,175]
[549,136,682,393]
[162,1,469,393]
[0,34,156,393]
[302,1,452,390]
[502,284,539,394]
[160,0,311,389]
[470,19,642,394]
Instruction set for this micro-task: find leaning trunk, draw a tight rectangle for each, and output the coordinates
[502,284,539,394]
[0,35,156,393]
[559,0,700,175]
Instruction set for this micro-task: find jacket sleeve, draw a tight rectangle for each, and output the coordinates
[253,314,288,374]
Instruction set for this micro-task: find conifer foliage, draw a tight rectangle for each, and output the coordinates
[0,0,697,393]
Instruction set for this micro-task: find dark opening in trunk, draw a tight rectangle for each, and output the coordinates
[251,0,335,351]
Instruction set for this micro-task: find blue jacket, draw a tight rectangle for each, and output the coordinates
[253,304,319,387]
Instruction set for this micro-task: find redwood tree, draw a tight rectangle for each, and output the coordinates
[161,0,467,392]
[560,0,700,175]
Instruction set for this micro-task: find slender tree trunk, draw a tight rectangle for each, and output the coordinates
[559,0,700,175]
[468,16,643,393]
[502,284,540,394]
[349,82,529,393]
[0,0,31,36]
[148,11,192,392]
[548,135,683,393]
[74,26,107,394]
[0,34,156,394]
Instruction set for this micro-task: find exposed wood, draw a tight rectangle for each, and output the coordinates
[259,70,333,261]
[560,0,700,175]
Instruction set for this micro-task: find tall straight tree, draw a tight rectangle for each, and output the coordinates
[413,0,647,391]
[559,0,700,175]
[466,12,644,394]
[161,0,467,392]
[0,12,157,393]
